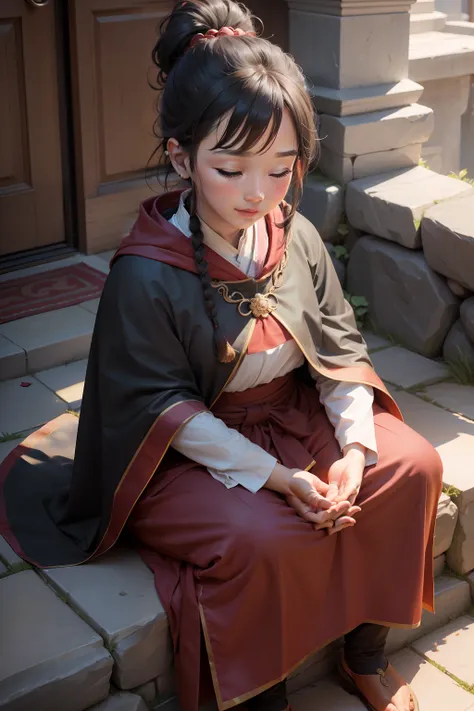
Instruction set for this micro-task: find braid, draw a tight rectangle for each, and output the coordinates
[188,202,236,364]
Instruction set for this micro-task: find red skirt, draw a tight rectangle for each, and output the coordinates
[128,374,442,711]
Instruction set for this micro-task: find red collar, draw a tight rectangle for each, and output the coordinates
[111,190,287,281]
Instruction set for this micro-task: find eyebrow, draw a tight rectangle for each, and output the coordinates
[213,149,298,158]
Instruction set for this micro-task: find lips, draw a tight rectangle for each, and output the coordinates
[236,208,259,216]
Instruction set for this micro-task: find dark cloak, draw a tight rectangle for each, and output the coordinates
[0,191,401,568]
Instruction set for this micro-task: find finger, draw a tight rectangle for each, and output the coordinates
[328,518,356,535]
[314,520,334,531]
[287,496,333,525]
[306,490,333,511]
[326,501,351,519]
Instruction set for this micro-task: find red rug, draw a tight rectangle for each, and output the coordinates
[0,262,107,324]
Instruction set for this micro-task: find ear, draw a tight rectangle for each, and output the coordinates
[167,138,191,180]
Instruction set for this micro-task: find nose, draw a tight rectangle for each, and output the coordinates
[244,191,265,204]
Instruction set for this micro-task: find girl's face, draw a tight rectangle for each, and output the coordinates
[169,108,298,244]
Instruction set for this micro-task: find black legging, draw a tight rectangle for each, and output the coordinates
[248,623,389,710]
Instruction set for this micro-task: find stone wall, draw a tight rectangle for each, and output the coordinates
[301,165,474,367]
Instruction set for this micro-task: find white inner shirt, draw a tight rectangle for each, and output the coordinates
[170,192,378,491]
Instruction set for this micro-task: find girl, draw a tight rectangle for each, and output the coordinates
[0,2,442,710]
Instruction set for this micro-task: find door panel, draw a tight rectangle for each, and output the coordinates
[248,0,289,52]
[71,0,173,253]
[0,0,64,257]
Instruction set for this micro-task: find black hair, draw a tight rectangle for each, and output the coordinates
[152,0,318,362]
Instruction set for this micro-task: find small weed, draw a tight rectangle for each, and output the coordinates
[0,431,24,444]
[446,350,474,386]
[413,218,421,232]
[344,292,369,329]
[448,168,474,186]
[443,484,461,498]
[66,410,80,418]
[418,158,430,169]
[333,245,349,263]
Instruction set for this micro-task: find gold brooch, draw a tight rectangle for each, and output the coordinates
[211,249,287,320]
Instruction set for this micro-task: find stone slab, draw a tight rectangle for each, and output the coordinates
[409,31,474,83]
[361,330,391,352]
[311,78,425,118]
[392,390,474,574]
[346,166,473,249]
[90,692,148,711]
[130,681,157,705]
[299,173,345,242]
[422,192,474,291]
[43,548,172,690]
[0,376,67,435]
[386,575,471,653]
[433,553,446,578]
[388,648,474,711]
[35,359,88,410]
[461,297,474,342]
[290,678,366,710]
[412,615,474,685]
[410,9,448,32]
[425,381,474,421]
[80,298,101,316]
[320,104,433,156]
[347,236,458,357]
[434,492,459,558]
[319,144,421,185]
[0,306,96,373]
[370,346,449,389]
[0,570,113,711]
[0,335,26,382]
[393,390,474,501]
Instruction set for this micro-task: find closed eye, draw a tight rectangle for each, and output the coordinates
[216,168,293,179]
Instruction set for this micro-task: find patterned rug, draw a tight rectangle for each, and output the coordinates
[0,263,107,324]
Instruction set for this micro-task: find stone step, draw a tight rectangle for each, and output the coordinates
[0,253,111,381]
[32,534,470,708]
[289,646,474,711]
[411,0,436,14]
[410,10,447,32]
[390,390,474,575]
[386,574,472,654]
[0,569,113,711]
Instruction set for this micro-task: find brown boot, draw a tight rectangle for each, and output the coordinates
[338,655,419,711]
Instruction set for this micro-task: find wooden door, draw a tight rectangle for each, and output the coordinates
[248,0,289,52]
[70,0,174,253]
[0,0,65,258]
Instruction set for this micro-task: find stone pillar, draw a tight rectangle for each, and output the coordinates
[286,0,434,184]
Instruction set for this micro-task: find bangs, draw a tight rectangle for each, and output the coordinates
[211,75,285,155]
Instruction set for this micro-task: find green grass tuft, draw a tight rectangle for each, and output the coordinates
[0,431,24,444]
[443,484,462,498]
[446,352,474,386]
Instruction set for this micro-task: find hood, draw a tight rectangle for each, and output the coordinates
[111,190,287,281]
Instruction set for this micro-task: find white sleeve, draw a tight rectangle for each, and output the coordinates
[313,375,378,466]
[172,411,277,492]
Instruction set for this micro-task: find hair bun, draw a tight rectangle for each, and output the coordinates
[155,0,256,78]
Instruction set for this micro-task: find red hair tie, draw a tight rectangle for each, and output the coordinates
[188,26,256,50]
